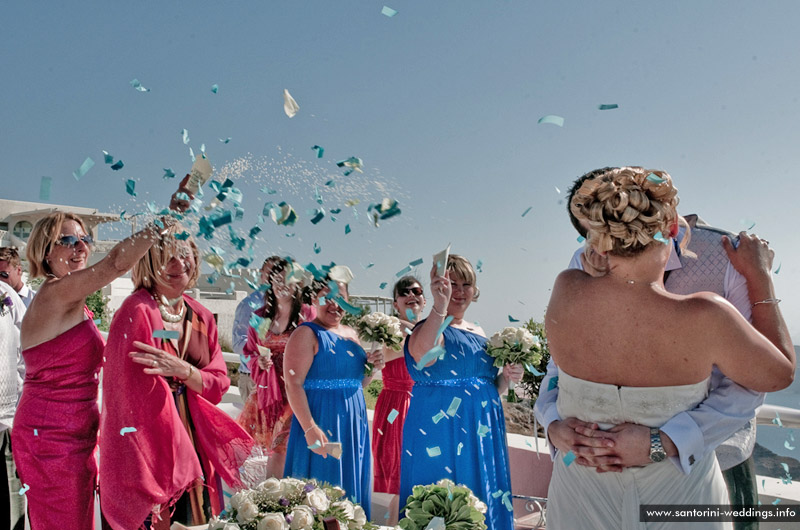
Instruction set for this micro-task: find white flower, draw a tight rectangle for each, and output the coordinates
[305,487,330,512]
[259,477,283,501]
[468,493,488,514]
[208,517,227,530]
[280,477,305,496]
[230,491,252,511]
[289,505,315,530]
[333,500,356,520]
[258,513,289,530]
[236,499,259,524]
[350,505,367,529]
[488,333,504,349]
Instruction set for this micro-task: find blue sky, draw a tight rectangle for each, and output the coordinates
[2,1,798,343]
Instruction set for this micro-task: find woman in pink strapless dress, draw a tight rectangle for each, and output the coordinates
[14,187,189,528]
[371,275,425,519]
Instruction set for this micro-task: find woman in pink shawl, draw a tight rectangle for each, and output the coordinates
[15,203,187,529]
[99,226,253,530]
[236,256,312,478]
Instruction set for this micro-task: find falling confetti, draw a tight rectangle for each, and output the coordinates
[182,129,190,144]
[426,446,442,457]
[39,176,52,200]
[312,145,325,158]
[387,409,400,424]
[163,168,175,179]
[211,84,219,94]
[521,206,532,217]
[653,231,669,244]
[598,104,619,110]
[152,329,180,340]
[283,89,300,118]
[646,173,666,184]
[382,6,398,17]
[538,115,565,127]
[18,484,30,495]
[120,427,137,436]
[110,160,124,171]
[563,450,577,466]
[72,157,95,181]
[125,179,137,197]
[129,78,150,92]
[219,137,232,144]
[508,315,519,322]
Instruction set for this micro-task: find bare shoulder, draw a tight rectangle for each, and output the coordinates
[678,291,743,325]
[337,324,361,342]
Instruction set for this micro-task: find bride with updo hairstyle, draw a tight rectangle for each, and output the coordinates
[544,166,795,530]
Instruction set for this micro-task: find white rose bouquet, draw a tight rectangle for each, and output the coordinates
[398,479,487,530]
[212,477,376,530]
[485,326,544,402]
[356,311,404,376]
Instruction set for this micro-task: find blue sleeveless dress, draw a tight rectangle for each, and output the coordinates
[283,322,371,517]
[399,325,514,530]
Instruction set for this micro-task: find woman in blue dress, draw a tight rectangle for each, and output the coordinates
[400,255,523,530]
[283,270,384,517]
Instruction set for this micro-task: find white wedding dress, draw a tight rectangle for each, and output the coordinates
[547,369,731,530]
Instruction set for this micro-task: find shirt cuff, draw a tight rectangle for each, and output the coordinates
[660,411,706,474]
[537,406,563,461]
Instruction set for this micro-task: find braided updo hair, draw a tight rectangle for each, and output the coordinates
[569,167,679,257]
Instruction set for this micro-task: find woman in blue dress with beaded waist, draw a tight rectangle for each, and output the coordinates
[283,270,385,516]
[400,255,523,530]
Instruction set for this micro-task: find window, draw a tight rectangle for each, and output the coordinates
[12,220,33,240]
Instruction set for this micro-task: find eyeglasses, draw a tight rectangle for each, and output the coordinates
[55,234,94,249]
[0,272,8,279]
[399,287,424,297]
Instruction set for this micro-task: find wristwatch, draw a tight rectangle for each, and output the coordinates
[649,427,667,463]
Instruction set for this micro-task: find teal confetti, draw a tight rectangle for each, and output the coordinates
[563,450,577,466]
[333,295,362,315]
[415,345,446,370]
[174,231,190,241]
[93,318,101,325]
[426,446,441,457]
[163,168,175,179]
[481,401,487,408]
[446,397,462,416]
[538,115,565,127]
[405,309,416,321]
[363,263,375,269]
[120,427,137,436]
[773,498,781,505]
[491,490,504,499]
[310,208,325,224]
[379,282,388,289]
[785,440,795,451]
[189,147,195,162]
[476,259,483,272]
[312,145,325,158]
[502,492,513,511]
[436,316,454,340]
[308,441,322,449]
[33,429,38,436]
[125,179,137,197]
[577,235,585,243]
[525,363,543,376]
[330,208,341,214]
[457,442,463,455]
[110,160,124,171]
[211,84,219,94]
[646,172,666,184]
[521,206,532,217]
[129,78,150,92]
[211,211,233,227]
[740,218,756,230]
[396,265,412,277]
[182,129,190,144]
[432,411,447,424]
[382,5,398,17]
[653,231,669,244]
[598,103,619,110]
[219,137,232,144]
[18,484,29,495]
[314,242,321,254]
[103,150,114,164]
[325,180,335,187]
[477,422,490,438]
[774,263,781,274]
[152,329,180,340]
[72,157,95,181]
[508,315,519,322]
[548,376,559,391]
[409,258,423,267]
[345,224,351,235]
[261,187,277,195]
[387,409,399,424]
[39,176,52,201]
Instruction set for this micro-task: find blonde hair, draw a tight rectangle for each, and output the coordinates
[26,212,89,278]
[131,224,200,292]
[446,254,480,301]
[570,167,679,257]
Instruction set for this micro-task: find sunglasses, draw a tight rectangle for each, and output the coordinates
[399,287,424,297]
[55,234,94,249]
[0,272,8,279]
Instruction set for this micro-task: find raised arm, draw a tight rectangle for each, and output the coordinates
[407,266,450,363]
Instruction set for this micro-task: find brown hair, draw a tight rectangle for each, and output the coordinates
[570,167,679,257]
[26,212,89,278]
[393,275,423,300]
[131,224,200,292]
[0,247,21,268]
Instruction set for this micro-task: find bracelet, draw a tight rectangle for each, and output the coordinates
[752,298,781,308]
[303,423,317,435]
[179,364,194,381]
[430,306,447,317]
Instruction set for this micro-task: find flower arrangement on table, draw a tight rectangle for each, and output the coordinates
[397,479,487,530]
[356,311,404,376]
[485,325,544,403]
[208,477,376,530]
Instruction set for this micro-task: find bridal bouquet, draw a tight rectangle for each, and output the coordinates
[207,477,376,530]
[486,326,544,402]
[356,311,404,376]
[398,479,487,530]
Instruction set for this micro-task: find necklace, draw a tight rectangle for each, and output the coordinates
[154,293,185,323]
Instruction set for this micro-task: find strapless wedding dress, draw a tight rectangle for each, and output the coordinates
[547,369,731,530]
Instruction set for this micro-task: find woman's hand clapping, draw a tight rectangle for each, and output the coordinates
[129,341,191,380]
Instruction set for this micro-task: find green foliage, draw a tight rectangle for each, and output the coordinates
[340,304,369,328]
[364,379,382,409]
[517,317,550,405]
[86,289,111,331]
[398,479,487,530]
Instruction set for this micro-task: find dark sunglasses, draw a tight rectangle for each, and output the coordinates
[0,272,8,279]
[399,287,424,297]
[55,234,94,249]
